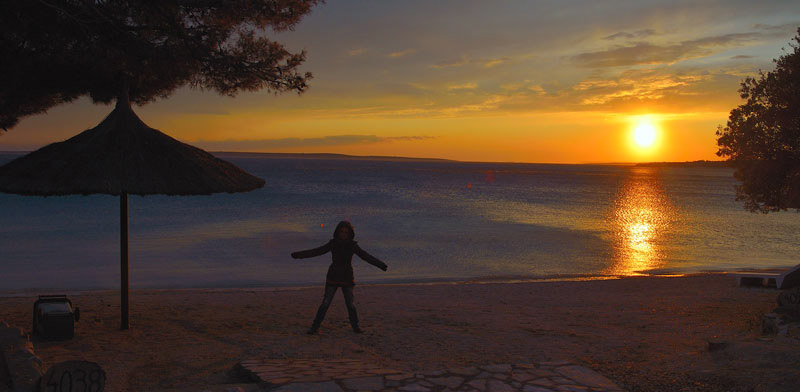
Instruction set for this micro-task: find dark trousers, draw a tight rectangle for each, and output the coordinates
[311,284,359,330]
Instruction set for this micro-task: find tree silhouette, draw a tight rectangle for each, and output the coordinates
[0,0,322,131]
[716,28,800,213]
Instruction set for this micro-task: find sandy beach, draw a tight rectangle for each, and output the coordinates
[1,274,798,391]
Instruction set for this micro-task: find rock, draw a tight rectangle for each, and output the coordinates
[777,287,800,307]
[0,323,24,343]
[39,361,104,392]
[2,329,44,392]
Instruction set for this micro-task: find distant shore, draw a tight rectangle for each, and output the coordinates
[1,274,797,391]
[2,150,732,167]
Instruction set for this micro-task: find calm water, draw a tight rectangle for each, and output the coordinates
[1,153,798,291]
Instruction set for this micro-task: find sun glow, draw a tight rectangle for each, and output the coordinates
[633,122,657,148]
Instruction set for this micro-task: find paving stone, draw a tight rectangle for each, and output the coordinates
[529,378,557,387]
[271,381,345,392]
[371,369,402,375]
[422,370,446,377]
[511,371,538,382]
[555,386,588,392]
[475,371,492,379]
[481,364,513,373]
[428,376,464,389]
[291,376,329,383]
[398,383,431,392]
[530,369,557,378]
[539,361,571,367]
[491,373,508,380]
[554,366,619,390]
[341,376,385,391]
[449,367,481,376]
[523,386,555,392]
[386,373,416,381]
[485,379,515,392]
[550,377,574,385]
[514,364,538,370]
[467,379,486,390]
[265,377,294,384]
[386,380,401,387]
[512,381,521,388]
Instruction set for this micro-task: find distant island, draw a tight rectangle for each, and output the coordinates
[635,160,732,168]
[211,151,455,162]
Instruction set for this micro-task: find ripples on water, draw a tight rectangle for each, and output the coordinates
[0,153,798,290]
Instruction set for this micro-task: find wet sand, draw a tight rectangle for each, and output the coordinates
[1,274,798,391]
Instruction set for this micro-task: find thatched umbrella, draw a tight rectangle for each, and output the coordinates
[0,98,265,329]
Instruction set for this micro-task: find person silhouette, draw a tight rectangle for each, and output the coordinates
[291,221,388,334]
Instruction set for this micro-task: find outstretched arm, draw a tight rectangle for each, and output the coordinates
[291,242,331,259]
[354,244,388,271]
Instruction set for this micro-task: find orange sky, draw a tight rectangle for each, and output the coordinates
[2,1,799,163]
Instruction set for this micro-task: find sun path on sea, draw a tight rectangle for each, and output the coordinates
[170,358,625,391]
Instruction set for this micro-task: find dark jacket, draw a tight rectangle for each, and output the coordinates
[291,222,387,286]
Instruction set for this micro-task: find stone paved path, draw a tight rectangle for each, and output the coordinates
[238,359,625,391]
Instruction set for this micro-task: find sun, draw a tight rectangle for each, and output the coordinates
[632,119,658,148]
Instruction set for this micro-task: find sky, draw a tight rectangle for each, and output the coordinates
[2,0,799,163]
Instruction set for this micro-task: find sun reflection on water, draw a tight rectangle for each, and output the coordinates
[607,167,676,276]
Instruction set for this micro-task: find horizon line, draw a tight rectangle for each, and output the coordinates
[0,149,729,166]
[0,150,727,165]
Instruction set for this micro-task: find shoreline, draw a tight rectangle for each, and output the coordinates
[0,270,754,298]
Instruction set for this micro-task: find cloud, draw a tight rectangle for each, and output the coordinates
[447,82,477,90]
[751,23,799,34]
[347,48,367,56]
[604,29,657,40]
[432,56,470,69]
[387,49,416,58]
[483,57,511,68]
[431,56,511,69]
[572,69,710,105]
[730,54,755,60]
[573,31,768,67]
[196,135,435,151]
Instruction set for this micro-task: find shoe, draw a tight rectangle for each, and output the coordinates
[306,327,318,335]
[353,327,363,334]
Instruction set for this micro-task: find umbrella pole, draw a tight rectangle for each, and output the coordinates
[121,192,129,330]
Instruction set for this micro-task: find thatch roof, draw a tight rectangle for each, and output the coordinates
[0,102,265,196]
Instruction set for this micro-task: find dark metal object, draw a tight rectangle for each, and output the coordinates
[32,295,80,340]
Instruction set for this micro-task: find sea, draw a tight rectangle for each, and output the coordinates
[1,152,798,292]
